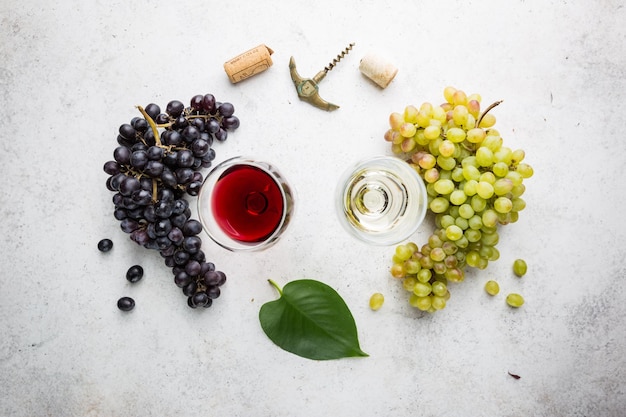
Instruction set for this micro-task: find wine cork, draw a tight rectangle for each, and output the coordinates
[359,53,398,88]
[223,44,274,83]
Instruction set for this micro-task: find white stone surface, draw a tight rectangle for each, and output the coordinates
[1,0,625,416]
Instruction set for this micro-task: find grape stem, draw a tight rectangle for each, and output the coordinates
[136,105,162,147]
[476,100,503,128]
[267,279,283,296]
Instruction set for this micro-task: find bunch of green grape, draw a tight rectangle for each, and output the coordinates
[385,86,533,313]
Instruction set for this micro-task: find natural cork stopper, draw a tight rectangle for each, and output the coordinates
[359,53,398,88]
[224,44,274,83]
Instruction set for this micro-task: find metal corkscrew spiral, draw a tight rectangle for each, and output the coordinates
[324,43,355,73]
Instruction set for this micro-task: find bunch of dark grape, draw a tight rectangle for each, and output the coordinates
[102,94,240,308]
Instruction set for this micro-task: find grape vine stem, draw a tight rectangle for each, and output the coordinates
[136,105,162,147]
[476,100,503,128]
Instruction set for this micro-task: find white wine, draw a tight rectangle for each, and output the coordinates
[336,156,427,245]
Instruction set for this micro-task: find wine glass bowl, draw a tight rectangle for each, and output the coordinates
[198,156,294,251]
[336,155,427,245]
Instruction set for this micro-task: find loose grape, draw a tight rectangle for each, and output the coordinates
[117,297,135,311]
[126,265,144,283]
[98,238,113,252]
[484,280,499,295]
[506,293,524,308]
[513,259,528,277]
[369,293,385,311]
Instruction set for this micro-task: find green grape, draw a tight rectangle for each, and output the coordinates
[476,147,494,167]
[445,225,464,241]
[439,214,456,229]
[395,244,413,261]
[494,197,513,213]
[424,125,441,140]
[431,280,448,297]
[414,295,433,311]
[459,203,475,219]
[492,162,509,177]
[482,209,499,227]
[369,293,385,310]
[493,178,514,196]
[479,172,496,185]
[476,181,495,199]
[431,296,447,310]
[430,247,446,262]
[437,155,457,171]
[405,259,421,274]
[454,216,469,230]
[403,276,417,292]
[513,259,527,277]
[424,168,440,183]
[470,195,487,212]
[451,167,465,182]
[399,122,417,138]
[511,148,525,164]
[506,171,523,186]
[417,268,432,283]
[506,293,524,308]
[390,263,406,278]
[434,179,455,195]
[442,241,458,255]
[494,146,513,164]
[465,229,482,243]
[450,189,468,205]
[447,127,466,143]
[403,105,419,123]
[468,215,483,230]
[481,230,499,246]
[516,163,534,178]
[439,140,456,157]
[461,155,478,168]
[484,280,499,295]
[428,234,443,248]
[463,165,481,181]
[512,197,526,212]
[463,179,478,196]
[511,183,526,198]
[430,197,450,213]
[413,282,432,297]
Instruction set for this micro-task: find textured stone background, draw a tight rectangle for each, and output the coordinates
[1,0,624,416]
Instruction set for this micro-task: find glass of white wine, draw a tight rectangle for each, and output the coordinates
[336,155,427,245]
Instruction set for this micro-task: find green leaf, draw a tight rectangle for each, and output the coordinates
[259,279,368,360]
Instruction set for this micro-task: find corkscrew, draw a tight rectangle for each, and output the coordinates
[289,43,355,111]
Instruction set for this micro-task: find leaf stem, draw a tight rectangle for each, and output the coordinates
[267,279,283,296]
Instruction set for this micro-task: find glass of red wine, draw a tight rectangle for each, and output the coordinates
[197,156,294,251]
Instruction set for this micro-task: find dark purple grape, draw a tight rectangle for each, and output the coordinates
[174,271,192,288]
[173,249,189,265]
[117,297,135,311]
[154,219,172,236]
[103,161,120,175]
[176,150,195,167]
[155,200,174,218]
[144,103,161,120]
[172,199,188,214]
[168,227,184,245]
[191,291,209,307]
[119,124,136,140]
[215,128,228,142]
[131,189,152,205]
[202,94,216,113]
[119,176,141,196]
[98,238,113,252]
[130,150,148,170]
[216,271,227,286]
[147,146,164,160]
[113,146,131,164]
[144,160,164,177]
[204,270,220,286]
[207,286,221,299]
[182,236,201,254]
[130,229,150,246]
[218,102,235,117]
[182,125,200,143]
[190,139,209,157]
[182,281,198,297]
[161,170,177,188]
[120,218,140,233]
[184,260,202,276]
[175,168,194,184]
[131,117,149,132]
[222,116,240,130]
[183,219,202,236]
[186,181,201,196]
[172,115,188,129]
[190,94,204,111]
[166,100,185,117]
[155,113,169,124]
[126,265,144,283]
[206,118,220,134]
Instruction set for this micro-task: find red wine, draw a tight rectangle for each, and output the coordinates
[211,164,284,243]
